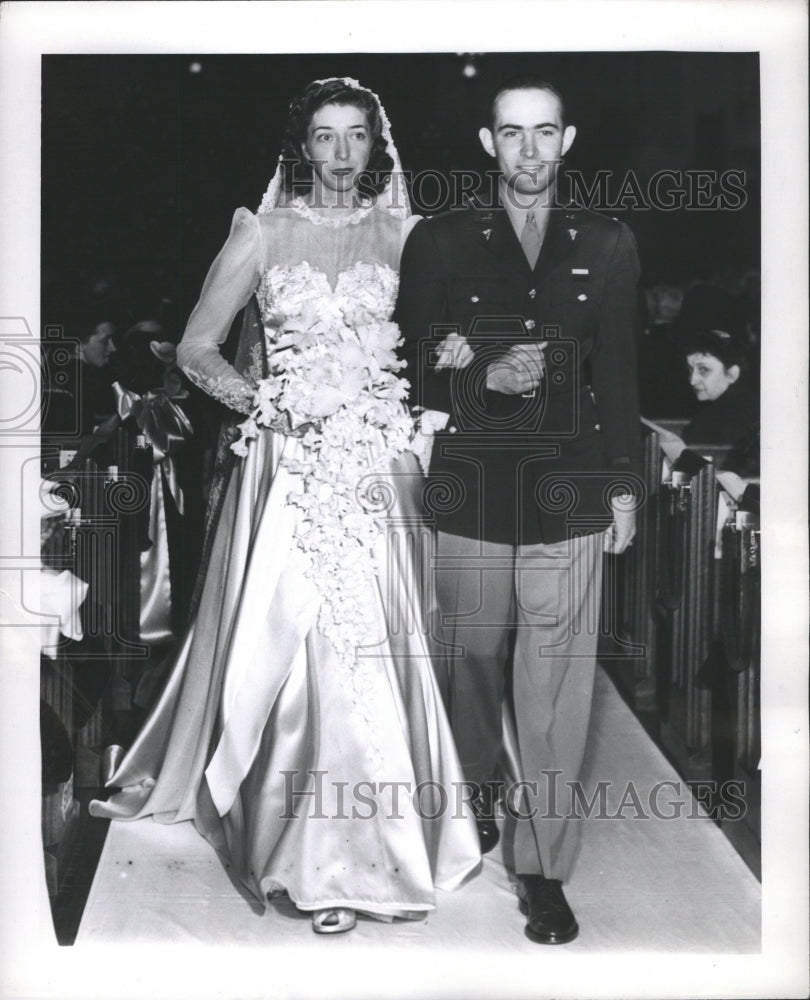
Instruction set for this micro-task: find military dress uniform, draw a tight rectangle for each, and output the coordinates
[395,198,642,880]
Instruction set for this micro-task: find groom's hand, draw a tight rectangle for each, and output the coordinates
[486,342,547,395]
[604,494,637,554]
[434,333,474,371]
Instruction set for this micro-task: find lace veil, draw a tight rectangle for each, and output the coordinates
[258,77,410,220]
[233,77,410,375]
[189,78,410,614]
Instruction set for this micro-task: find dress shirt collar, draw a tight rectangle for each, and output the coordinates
[499,180,549,241]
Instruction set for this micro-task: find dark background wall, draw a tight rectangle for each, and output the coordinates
[41,51,759,333]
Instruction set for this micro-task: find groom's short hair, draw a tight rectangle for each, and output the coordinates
[487,76,567,128]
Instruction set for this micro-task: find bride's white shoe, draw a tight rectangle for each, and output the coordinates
[311,908,357,935]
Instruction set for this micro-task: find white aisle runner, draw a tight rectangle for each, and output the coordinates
[77,668,760,952]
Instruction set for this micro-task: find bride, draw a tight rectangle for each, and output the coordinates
[91,77,480,934]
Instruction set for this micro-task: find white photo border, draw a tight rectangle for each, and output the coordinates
[1,2,807,998]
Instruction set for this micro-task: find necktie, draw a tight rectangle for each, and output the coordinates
[521,211,542,269]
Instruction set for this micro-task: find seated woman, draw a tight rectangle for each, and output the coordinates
[680,327,758,450]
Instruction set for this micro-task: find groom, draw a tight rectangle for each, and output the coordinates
[395,77,641,944]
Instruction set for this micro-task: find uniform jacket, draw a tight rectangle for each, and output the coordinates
[395,200,643,545]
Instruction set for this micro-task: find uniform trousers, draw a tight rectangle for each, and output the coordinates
[435,529,604,880]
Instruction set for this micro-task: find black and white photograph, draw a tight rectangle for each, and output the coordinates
[0,3,807,999]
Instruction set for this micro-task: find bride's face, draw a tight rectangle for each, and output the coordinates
[302,102,372,196]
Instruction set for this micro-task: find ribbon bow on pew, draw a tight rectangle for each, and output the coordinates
[112,381,194,644]
[112,381,193,514]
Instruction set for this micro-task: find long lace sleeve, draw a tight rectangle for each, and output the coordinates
[176,207,262,414]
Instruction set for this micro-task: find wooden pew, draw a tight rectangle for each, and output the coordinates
[40,426,147,895]
[717,506,761,876]
[657,462,718,781]
[605,424,761,872]
[606,426,663,714]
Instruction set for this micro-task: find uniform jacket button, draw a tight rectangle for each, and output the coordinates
[448,425,457,434]
[525,319,536,330]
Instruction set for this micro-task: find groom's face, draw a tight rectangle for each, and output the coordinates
[479,88,576,206]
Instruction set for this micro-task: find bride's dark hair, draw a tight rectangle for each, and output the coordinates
[280,79,394,196]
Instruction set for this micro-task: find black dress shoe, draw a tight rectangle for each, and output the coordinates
[517,875,579,945]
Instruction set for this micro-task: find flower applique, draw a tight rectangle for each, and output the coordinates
[234,260,415,683]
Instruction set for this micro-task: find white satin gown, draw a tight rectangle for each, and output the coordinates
[90,199,481,920]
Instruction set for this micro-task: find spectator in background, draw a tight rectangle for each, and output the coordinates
[116,319,181,396]
[636,283,697,419]
[680,327,758,450]
[42,302,122,441]
[646,284,682,328]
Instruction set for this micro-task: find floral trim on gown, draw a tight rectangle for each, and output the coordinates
[90,200,481,920]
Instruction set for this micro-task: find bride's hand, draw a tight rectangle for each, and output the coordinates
[434,333,474,371]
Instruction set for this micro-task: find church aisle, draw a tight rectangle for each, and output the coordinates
[76,667,760,952]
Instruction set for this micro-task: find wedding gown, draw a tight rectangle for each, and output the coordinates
[90,199,481,919]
